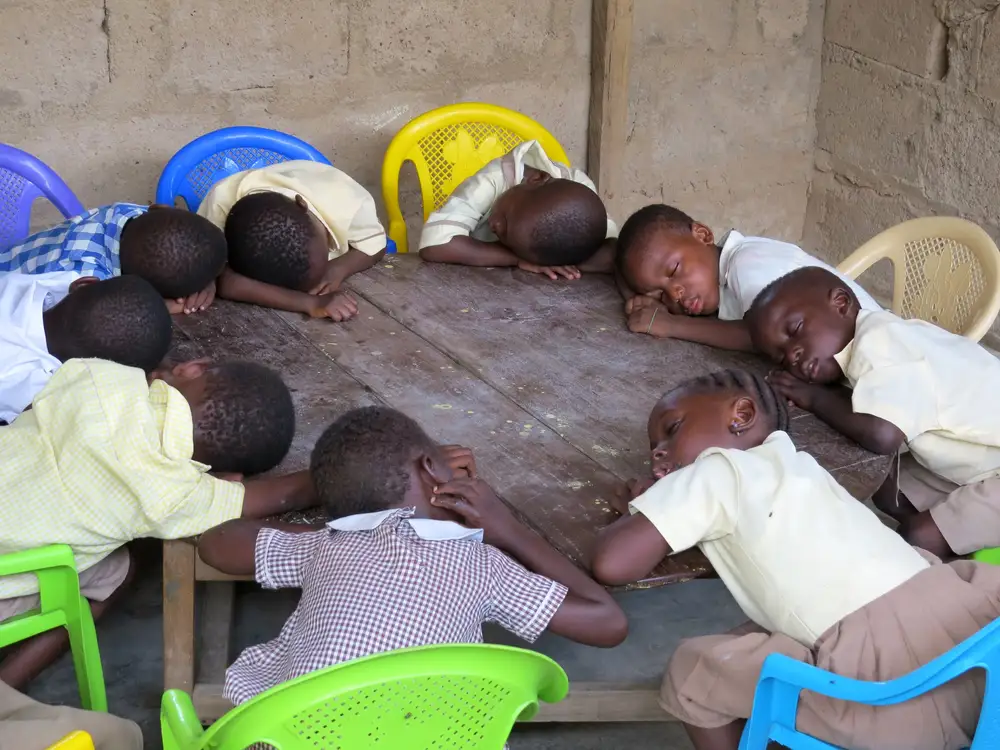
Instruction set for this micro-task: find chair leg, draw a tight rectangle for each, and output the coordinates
[67,596,107,712]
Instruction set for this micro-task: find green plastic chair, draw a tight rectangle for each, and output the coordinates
[161,643,569,750]
[0,544,107,711]
[974,548,1000,565]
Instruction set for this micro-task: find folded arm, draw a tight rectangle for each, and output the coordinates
[419,236,520,267]
[591,513,672,586]
[216,266,316,315]
[198,518,323,576]
[240,470,318,519]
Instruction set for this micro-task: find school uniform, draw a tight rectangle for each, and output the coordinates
[716,230,881,320]
[836,309,1000,554]
[631,431,1000,750]
[417,140,618,251]
[198,160,387,258]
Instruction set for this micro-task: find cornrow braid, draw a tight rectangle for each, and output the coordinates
[662,368,789,433]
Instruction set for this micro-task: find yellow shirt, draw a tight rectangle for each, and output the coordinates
[630,432,928,647]
[0,359,245,598]
[198,161,387,257]
[835,310,1000,485]
[418,140,618,250]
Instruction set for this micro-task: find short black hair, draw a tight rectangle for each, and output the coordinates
[527,180,607,265]
[120,208,227,299]
[615,204,696,277]
[310,406,437,518]
[193,362,295,476]
[52,276,172,372]
[225,193,316,290]
[662,368,789,433]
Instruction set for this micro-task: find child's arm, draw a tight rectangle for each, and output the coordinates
[577,239,617,274]
[216,267,358,322]
[419,236,521,267]
[310,247,386,296]
[627,301,754,352]
[240,470,319,519]
[198,518,323,576]
[592,513,672,586]
[769,372,906,454]
[431,478,628,648]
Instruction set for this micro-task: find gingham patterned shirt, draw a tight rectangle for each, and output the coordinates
[0,203,147,278]
[223,508,568,704]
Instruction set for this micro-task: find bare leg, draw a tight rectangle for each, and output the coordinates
[683,720,745,750]
[872,466,917,521]
[899,512,956,560]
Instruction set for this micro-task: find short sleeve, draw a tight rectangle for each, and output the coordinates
[196,181,235,230]
[146,475,245,540]
[418,168,504,250]
[629,454,740,552]
[483,545,568,642]
[346,190,388,256]
[255,528,328,589]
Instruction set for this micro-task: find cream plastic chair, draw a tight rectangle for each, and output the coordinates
[838,217,1000,341]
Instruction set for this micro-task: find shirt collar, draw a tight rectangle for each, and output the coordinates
[716,229,745,284]
[503,140,569,187]
[832,310,873,374]
[326,507,484,542]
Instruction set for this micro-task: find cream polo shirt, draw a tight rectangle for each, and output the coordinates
[630,431,928,647]
[418,140,618,250]
[835,310,1000,485]
[0,359,245,598]
[717,230,881,321]
[198,161,387,257]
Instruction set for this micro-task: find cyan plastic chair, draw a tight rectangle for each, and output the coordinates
[0,545,107,712]
[739,616,1000,749]
[382,103,570,253]
[0,144,84,251]
[161,643,568,750]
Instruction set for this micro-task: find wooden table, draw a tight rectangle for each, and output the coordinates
[162,256,891,721]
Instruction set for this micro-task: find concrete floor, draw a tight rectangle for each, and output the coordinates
[27,541,746,749]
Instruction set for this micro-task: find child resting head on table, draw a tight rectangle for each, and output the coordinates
[0,272,171,425]
[198,405,627,708]
[0,204,227,315]
[418,140,617,281]
[591,368,1000,750]
[0,358,316,689]
[747,265,1000,560]
[615,203,880,351]
[197,160,388,323]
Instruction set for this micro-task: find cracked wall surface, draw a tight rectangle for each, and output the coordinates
[805,0,1000,344]
[1,0,826,244]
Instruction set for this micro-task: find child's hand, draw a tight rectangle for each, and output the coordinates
[610,478,656,514]
[431,478,519,544]
[516,260,582,280]
[310,292,359,322]
[627,301,672,337]
[768,370,820,410]
[308,265,346,296]
[167,281,216,315]
[440,444,477,478]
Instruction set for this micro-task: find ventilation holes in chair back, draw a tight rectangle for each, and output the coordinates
[185,148,292,201]
[0,167,28,248]
[902,236,987,334]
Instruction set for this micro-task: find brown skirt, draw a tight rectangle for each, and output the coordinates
[661,558,1000,750]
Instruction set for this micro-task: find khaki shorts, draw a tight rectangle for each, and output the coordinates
[0,547,130,622]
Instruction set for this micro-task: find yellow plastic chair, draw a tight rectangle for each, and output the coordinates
[837,217,1000,341]
[47,732,95,750]
[381,103,570,254]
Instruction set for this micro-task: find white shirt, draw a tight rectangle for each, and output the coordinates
[717,230,882,321]
[630,432,928,647]
[836,310,1000,485]
[0,271,78,423]
[327,508,484,542]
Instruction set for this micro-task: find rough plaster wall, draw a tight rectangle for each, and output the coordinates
[805,0,1000,343]
[0,0,592,232]
[622,0,827,243]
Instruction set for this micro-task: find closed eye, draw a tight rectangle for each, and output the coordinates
[667,419,682,437]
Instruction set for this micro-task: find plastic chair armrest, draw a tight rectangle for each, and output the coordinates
[161,690,206,747]
[0,545,76,578]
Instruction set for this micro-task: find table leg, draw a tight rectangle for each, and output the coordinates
[163,539,196,692]
[197,581,235,686]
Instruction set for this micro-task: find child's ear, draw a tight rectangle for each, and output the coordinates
[418,452,452,487]
[171,357,212,380]
[691,222,715,245]
[67,276,100,293]
[830,287,853,316]
[295,195,311,212]
[729,396,758,436]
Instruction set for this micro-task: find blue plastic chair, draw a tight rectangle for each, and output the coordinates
[740,616,1000,750]
[0,144,84,251]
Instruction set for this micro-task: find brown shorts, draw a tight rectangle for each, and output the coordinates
[661,557,1000,750]
[899,454,1000,555]
[0,547,131,622]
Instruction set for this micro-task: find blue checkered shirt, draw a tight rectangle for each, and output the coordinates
[0,203,148,278]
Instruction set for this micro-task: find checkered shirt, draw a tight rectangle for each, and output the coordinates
[0,203,148,277]
[223,508,568,705]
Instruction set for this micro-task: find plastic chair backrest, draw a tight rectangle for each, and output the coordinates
[837,217,1000,341]
[155,127,332,212]
[381,103,570,253]
[47,731,95,750]
[0,144,84,252]
[0,545,107,712]
[739,615,1000,750]
[161,643,568,750]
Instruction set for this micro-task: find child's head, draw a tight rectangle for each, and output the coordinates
[489,173,607,266]
[44,275,172,372]
[224,193,329,292]
[648,369,788,478]
[746,267,860,385]
[120,207,227,299]
[616,204,719,315]
[153,360,295,476]
[310,406,457,520]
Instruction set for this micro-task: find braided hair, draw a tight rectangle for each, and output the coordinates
[662,368,789,433]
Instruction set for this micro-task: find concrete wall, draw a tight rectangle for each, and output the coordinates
[805,0,1000,344]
